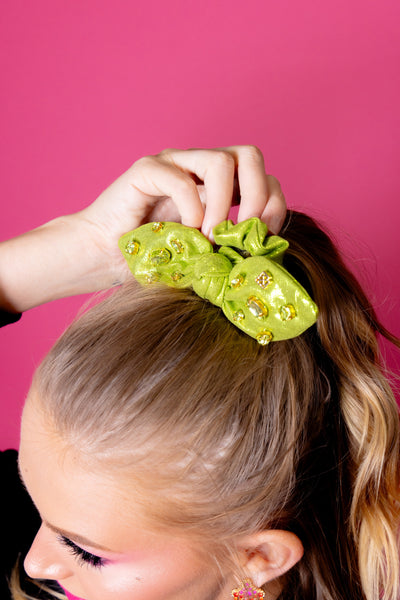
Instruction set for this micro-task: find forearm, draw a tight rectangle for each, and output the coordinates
[0,213,120,312]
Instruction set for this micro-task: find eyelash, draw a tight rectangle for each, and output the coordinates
[57,534,106,569]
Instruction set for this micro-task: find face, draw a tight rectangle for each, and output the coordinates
[19,395,234,600]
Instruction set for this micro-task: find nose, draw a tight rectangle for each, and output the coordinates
[24,524,73,580]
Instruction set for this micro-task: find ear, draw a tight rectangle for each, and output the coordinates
[238,530,303,589]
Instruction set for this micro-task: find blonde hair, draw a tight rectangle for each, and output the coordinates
[15,212,400,600]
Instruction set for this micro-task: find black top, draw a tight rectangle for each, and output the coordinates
[1,310,41,599]
[0,311,21,328]
[0,449,42,599]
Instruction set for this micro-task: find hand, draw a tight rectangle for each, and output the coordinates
[0,146,286,312]
[81,146,286,285]
[85,145,286,238]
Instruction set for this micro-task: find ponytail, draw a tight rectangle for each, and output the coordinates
[30,211,400,600]
[282,212,400,600]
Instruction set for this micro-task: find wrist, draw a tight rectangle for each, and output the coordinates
[0,213,126,312]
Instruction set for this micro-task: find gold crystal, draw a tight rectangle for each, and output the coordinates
[247,296,268,318]
[256,330,273,345]
[232,309,245,322]
[150,248,171,265]
[171,271,183,281]
[280,304,296,321]
[171,239,184,254]
[231,274,244,289]
[145,272,159,284]
[232,579,265,598]
[152,222,164,233]
[255,270,273,289]
[125,240,140,255]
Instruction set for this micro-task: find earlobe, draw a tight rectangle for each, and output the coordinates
[239,530,304,588]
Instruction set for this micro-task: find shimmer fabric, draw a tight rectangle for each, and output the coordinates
[119,218,318,345]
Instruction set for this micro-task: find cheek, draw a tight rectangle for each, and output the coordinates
[61,590,83,600]
[70,548,221,600]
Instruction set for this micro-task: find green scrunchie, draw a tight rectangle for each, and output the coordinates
[119,218,318,345]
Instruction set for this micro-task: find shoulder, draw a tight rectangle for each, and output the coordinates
[0,310,22,328]
[0,450,41,598]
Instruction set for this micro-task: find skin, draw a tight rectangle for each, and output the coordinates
[19,393,303,600]
[19,396,235,600]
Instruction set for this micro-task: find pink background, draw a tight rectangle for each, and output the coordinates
[1,0,399,450]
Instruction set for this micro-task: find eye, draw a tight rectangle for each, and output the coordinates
[57,534,106,569]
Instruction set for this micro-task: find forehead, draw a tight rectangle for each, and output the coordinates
[19,396,158,553]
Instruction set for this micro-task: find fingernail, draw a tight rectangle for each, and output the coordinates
[201,223,214,243]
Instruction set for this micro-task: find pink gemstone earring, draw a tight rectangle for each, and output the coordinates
[231,578,265,598]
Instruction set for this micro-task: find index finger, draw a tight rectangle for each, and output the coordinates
[128,155,205,228]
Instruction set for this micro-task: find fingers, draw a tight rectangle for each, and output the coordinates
[260,175,287,234]
[125,146,286,239]
[159,148,235,237]
[83,146,285,294]
[226,146,286,234]
[227,146,269,222]
[129,155,204,228]
[160,146,286,236]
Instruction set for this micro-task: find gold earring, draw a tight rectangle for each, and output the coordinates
[231,578,265,598]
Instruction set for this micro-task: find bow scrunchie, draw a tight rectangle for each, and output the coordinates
[119,218,318,345]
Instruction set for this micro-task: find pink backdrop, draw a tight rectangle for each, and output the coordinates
[1,0,399,450]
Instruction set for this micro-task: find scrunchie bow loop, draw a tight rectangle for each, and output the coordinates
[119,218,318,345]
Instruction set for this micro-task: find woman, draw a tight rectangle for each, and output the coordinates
[3,147,400,600]
[1,146,286,600]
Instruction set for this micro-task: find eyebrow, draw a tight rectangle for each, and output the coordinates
[44,521,115,553]
[17,458,115,553]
